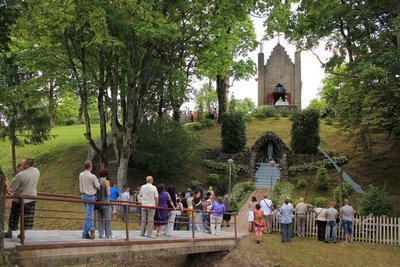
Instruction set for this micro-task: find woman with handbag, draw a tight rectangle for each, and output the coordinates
[314,202,327,241]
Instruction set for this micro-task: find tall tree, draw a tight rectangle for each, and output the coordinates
[264,0,400,147]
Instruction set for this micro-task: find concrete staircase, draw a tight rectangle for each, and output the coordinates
[255,162,280,188]
[107,160,118,186]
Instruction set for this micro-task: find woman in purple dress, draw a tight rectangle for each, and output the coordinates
[155,183,174,236]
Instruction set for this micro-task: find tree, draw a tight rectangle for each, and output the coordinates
[358,185,392,216]
[307,99,327,114]
[315,167,328,190]
[221,112,247,153]
[195,83,218,120]
[291,109,320,154]
[0,164,5,256]
[264,0,400,148]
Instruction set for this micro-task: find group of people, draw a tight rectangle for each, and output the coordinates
[79,160,233,239]
[247,194,356,244]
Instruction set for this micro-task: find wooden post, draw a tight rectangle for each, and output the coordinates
[0,165,6,255]
[234,214,237,239]
[125,204,129,241]
[339,170,343,208]
[191,210,195,240]
[20,197,25,245]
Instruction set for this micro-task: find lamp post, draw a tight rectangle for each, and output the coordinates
[228,159,234,196]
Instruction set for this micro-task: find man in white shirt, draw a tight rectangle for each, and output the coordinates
[340,199,356,243]
[260,194,273,234]
[138,176,158,237]
[79,160,100,239]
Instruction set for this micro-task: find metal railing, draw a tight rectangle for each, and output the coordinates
[3,193,238,245]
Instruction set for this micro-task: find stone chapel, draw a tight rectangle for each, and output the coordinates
[257,42,302,113]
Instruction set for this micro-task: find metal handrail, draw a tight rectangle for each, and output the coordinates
[3,193,239,245]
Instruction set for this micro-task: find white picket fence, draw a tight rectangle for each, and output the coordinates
[270,212,400,245]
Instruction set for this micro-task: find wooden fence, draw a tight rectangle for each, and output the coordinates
[270,212,400,245]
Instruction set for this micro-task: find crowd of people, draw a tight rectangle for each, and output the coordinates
[77,160,233,239]
[247,194,356,244]
[3,157,356,245]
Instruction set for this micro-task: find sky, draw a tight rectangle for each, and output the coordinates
[186,17,332,110]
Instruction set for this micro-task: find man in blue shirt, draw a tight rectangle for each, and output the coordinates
[109,184,119,219]
[281,197,294,242]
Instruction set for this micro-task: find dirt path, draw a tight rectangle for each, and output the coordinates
[230,188,271,234]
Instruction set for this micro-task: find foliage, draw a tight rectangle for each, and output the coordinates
[313,196,329,208]
[288,155,348,176]
[324,117,334,125]
[190,180,200,190]
[219,163,238,194]
[228,96,255,121]
[195,83,218,120]
[230,181,255,212]
[264,0,400,148]
[297,178,306,188]
[207,174,220,188]
[332,183,352,205]
[134,119,198,175]
[201,159,249,173]
[358,185,392,216]
[291,109,320,154]
[220,112,246,153]
[307,98,327,114]
[315,167,328,190]
[251,105,278,119]
[272,181,294,206]
[186,118,215,131]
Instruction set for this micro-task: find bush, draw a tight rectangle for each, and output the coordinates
[291,109,320,154]
[332,183,352,205]
[358,185,392,216]
[313,196,329,207]
[297,178,307,188]
[272,181,295,206]
[325,117,334,125]
[230,181,255,212]
[316,167,329,190]
[190,180,200,190]
[135,118,198,174]
[288,155,348,176]
[221,112,246,153]
[201,159,249,173]
[187,118,215,131]
[207,174,219,188]
[252,105,278,119]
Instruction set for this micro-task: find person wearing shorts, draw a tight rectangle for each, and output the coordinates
[340,199,356,243]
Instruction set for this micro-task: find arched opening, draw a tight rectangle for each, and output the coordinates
[273,83,286,104]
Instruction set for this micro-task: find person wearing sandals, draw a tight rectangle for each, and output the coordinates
[97,167,114,239]
[253,203,266,244]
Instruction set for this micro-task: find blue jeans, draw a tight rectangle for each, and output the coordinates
[122,206,129,220]
[342,220,352,235]
[202,213,210,229]
[81,194,96,237]
[281,223,292,242]
[188,217,198,231]
[325,221,337,242]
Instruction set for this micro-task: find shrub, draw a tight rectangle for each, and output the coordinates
[190,180,200,190]
[291,109,320,154]
[221,112,246,153]
[252,105,278,119]
[288,155,348,176]
[297,178,307,188]
[207,174,219,188]
[313,196,329,207]
[187,118,215,131]
[325,117,334,125]
[358,185,392,216]
[229,181,255,212]
[201,159,249,173]
[135,118,198,174]
[316,167,329,190]
[332,183,352,205]
[273,181,295,206]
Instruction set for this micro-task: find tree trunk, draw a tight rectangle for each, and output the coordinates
[0,164,6,255]
[77,101,83,125]
[216,75,229,123]
[97,53,108,167]
[48,81,57,127]
[117,156,130,192]
[10,116,17,174]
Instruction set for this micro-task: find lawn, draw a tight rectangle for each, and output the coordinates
[218,234,400,267]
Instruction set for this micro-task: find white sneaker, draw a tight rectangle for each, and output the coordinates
[107,235,115,239]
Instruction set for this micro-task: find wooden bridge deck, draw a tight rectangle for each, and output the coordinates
[5,230,245,266]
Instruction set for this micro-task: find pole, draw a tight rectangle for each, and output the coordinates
[228,164,232,196]
[20,197,25,245]
[339,170,343,208]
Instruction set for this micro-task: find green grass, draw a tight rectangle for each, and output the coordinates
[222,234,400,267]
